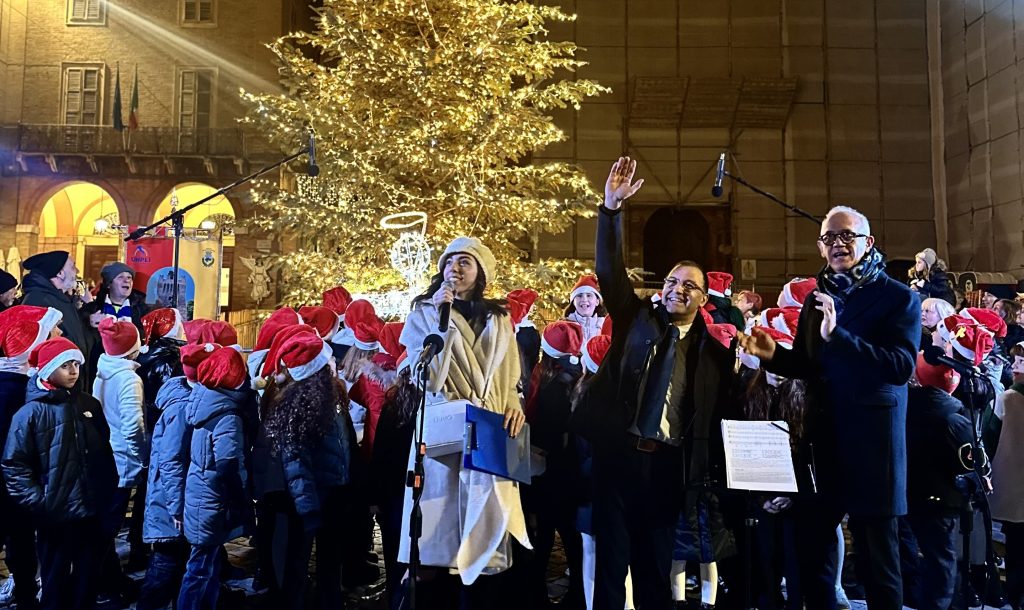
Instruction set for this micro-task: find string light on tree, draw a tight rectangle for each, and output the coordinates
[241,0,608,309]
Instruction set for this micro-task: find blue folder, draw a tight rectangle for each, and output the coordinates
[463,404,532,484]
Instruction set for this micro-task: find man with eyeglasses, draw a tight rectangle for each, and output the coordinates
[740,206,920,610]
[571,158,735,610]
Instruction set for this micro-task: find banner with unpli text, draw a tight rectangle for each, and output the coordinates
[123,226,221,320]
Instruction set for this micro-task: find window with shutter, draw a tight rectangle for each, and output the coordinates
[67,0,106,25]
[62,65,104,125]
[178,68,215,129]
[181,0,215,25]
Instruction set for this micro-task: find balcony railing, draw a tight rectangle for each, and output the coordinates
[13,124,279,158]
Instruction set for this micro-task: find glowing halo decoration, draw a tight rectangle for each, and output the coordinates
[358,212,433,319]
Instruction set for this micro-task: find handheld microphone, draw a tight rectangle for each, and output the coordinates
[307,130,320,177]
[416,333,445,368]
[438,280,454,333]
[711,152,726,198]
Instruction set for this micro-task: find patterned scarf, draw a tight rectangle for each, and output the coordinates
[817,247,887,304]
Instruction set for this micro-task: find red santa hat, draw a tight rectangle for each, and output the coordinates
[699,308,714,327]
[194,320,239,348]
[258,324,320,382]
[756,325,794,350]
[197,345,247,390]
[254,308,303,351]
[582,334,612,374]
[183,319,211,344]
[0,305,63,366]
[180,342,218,382]
[298,306,341,340]
[99,317,141,358]
[140,308,183,353]
[277,332,333,382]
[769,308,800,338]
[507,289,539,329]
[541,321,584,363]
[949,319,995,366]
[915,352,961,394]
[960,307,1008,339]
[706,271,733,298]
[322,286,353,321]
[651,291,662,304]
[570,274,602,303]
[28,337,84,382]
[778,277,818,309]
[707,323,738,349]
[346,300,384,351]
[379,322,405,358]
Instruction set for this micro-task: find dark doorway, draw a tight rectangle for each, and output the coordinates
[83,246,120,288]
[643,208,713,282]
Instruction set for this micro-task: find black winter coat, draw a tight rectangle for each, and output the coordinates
[906,386,980,514]
[911,267,956,305]
[0,372,29,464]
[1,378,117,523]
[20,272,92,384]
[765,272,920,516]
[136,337,185,428]
[571,206,735,491]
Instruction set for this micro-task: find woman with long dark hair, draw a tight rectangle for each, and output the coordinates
[399,236,529,609]
[259,332,354,610]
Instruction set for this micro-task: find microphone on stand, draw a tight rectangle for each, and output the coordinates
[307,130,320,177]
[416,333,445,368]
[711,152,726,198]
[438,280,454,333]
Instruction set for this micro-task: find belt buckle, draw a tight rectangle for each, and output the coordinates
[634,436,657,453]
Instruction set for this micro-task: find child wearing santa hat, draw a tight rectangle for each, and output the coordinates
[92,316,149,597]
[523,320,586,609]
[906,353,987,610]
[322,285,355,361]
[705,271,745,331]
[3,337,117,610]
[0,305,63,607]
[257,332,354,608]
[565,275,607,342]
[137,342,217,610]
[508,288,541,397]
[572,334,635,610]
[178,346,256,610]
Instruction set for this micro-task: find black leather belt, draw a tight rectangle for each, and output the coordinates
[626,433,666,453]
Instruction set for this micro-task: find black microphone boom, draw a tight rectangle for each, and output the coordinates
[922,345,979,377]
[307,130,320,177]
[711,152,726,198]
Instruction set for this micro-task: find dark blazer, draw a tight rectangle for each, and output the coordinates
[906,386,978,514]
[766,271,919,516]
[571,206,735,489]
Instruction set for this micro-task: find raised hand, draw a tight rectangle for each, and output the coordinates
[813,291,837,342]
[604,157,645,210]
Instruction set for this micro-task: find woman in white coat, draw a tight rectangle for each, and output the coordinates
[398,236,530,609]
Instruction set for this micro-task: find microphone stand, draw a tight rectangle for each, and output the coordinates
[126,146,313,309]
[407,359,431,610]
[719,166,821,225]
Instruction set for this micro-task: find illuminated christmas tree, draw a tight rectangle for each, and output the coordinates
[242,0,607,313]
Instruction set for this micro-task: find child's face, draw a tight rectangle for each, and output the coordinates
[48,361,80,389]
[1012,355,1024,379]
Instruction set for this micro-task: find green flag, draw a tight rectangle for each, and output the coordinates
[112,64,124,131]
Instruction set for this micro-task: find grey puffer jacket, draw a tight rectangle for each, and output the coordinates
[143,377,193,543]
[2,378,116,523]
[183,383,255,546]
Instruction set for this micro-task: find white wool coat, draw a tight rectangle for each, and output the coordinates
[93,353,147,488]
[398,300,530,584]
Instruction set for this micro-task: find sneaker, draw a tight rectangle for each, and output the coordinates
[0,578,14,606]
[835,586,851,609]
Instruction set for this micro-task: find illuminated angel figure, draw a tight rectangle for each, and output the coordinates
[240,256,278,304]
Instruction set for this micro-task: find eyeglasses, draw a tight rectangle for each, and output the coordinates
[817,231,868,246]
[663,277,705,293]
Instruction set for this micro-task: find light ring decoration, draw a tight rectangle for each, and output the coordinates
[380,211,428,235]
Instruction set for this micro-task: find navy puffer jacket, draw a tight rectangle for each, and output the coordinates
[143,377,193,543]
[183,384,255,546]
[2,378,116,522]
[280,410,354,529]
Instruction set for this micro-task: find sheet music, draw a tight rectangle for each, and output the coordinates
[720,420,799,493]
